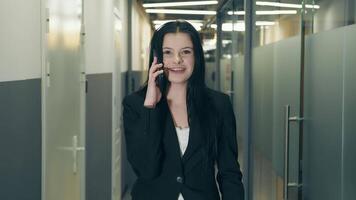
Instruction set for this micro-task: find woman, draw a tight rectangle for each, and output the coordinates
[122,20,244,200]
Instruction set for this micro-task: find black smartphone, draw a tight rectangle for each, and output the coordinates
[153,49,167,94]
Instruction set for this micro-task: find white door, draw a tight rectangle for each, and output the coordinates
[42,0,86,199]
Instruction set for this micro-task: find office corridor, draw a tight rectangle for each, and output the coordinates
[1,0,355,200]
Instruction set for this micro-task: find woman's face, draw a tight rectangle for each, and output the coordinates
[162,32,195,84]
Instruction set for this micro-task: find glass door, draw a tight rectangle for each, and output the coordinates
[217,0,248,184]
[303,0,356,199]
[219,0,234,98]
[250,0,304,199]
[42,0,86,199]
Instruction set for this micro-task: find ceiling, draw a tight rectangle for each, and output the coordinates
[138,0,220,29]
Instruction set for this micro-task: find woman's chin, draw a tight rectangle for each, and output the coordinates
[167,76,189,85]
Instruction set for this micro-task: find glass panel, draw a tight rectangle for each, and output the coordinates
[202,21,217,90]
[343,24,356,200]
[251,1,302,200]
[231,0,246,174]
[220,0,234,96]
[303,23,356,200]
[217,0,247,174]
[305,0,356,34]
[214,0,247,186]
[44,0,85,199]
[254,0,303,46]
[303,26,344,200]
[303,0,356,199]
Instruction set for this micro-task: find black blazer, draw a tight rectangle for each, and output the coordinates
[122,88,244,200]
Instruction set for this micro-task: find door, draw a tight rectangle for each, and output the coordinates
[303,0,356,199]
[250,0,304,199]
[250,0,356,199]
[42,0,86,199]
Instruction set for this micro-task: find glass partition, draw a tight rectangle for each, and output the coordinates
[249,0,356,199]
[251,1,303,199]
[215,0,247,187]
[303,0,356,199]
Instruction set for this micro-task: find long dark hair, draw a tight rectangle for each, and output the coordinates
[141,20,218,163]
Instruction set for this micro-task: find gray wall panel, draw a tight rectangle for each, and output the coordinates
[343,24,356,200]
[304,27,344,200]
[0,79,41,200]
[86,73,112,200]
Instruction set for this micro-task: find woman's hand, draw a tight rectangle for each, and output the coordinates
[144,56,164,108]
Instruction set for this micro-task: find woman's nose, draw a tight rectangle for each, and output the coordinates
[174,53,183,64]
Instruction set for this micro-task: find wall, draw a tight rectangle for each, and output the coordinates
[0,0,42,199]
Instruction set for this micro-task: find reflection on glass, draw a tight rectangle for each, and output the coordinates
[219,1,234,95]
[305,0,356,34]
[251,1,303,200]
[254,0,307,46]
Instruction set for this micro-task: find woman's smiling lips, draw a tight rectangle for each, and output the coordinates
[167,67,186,73]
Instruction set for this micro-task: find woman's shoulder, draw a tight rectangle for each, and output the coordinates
[205,87,231,106]
[122,87,146,106]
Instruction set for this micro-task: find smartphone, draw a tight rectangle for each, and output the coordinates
[153,49,167,94]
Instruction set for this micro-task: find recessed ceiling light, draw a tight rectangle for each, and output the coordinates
[143,1,218,8]
[146,9,216,15]
[256,1,320,9]
[227,10,297,15]
[153,20,204,24]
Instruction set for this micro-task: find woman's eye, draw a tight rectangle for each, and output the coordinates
[163,51,172,55]
[182,50,192,54]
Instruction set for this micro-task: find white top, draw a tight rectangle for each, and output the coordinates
[175,126,190,200]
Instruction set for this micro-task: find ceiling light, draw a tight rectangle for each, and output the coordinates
[228,10,297,15]
[256,1,320,9]
[256,10,298,15]
[209,21,275,31]
[210,24,217,29]
[305,4,320,9]
[222,23,245,32]
[227,11,245,15]
[143,1,218,8]
[153,20,203,24]
[146,9,216,15]
[256,21,275,26]
[256,1,300,8]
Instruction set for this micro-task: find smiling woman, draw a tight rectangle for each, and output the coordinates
[162,33,195,84]
[122,20,244,200]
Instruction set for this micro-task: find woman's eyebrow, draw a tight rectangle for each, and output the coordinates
[162,47,193,49]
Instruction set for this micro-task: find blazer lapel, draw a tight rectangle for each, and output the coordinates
[162,99,184,159]
[163,99,204,166]
[181,105,203,163]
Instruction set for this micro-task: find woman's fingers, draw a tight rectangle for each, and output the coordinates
[149,63,163,81]
[152,69,164,79]
[150,56,163,70]
[149,57,158,71]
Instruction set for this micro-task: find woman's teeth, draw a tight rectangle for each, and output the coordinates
[170,68,185,72]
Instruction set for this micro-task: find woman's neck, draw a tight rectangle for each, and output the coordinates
[166,82,187,105]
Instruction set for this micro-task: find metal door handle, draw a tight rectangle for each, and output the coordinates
[58,135,85,174]
[284,105,304,200]
[72,135,85,174]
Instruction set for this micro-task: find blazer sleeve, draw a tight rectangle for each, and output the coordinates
[122,94,163,180]
[216,95,244,200]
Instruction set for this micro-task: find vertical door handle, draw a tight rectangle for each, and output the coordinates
[58,135,85,174]
[284,105,304,200]
[72,135,85,174]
